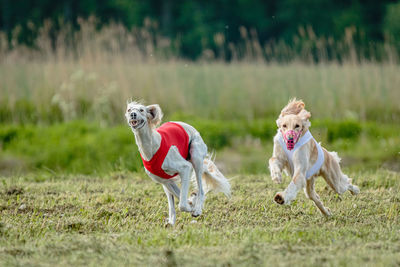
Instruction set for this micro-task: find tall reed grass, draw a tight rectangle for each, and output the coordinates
[1,17,399,63]
[0,18,399,124]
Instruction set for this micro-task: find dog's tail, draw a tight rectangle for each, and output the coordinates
[193,154,231,198]
[328,151,360,195]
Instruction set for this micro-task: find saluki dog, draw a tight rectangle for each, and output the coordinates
[126,101,230,226]
[269,99,359,216]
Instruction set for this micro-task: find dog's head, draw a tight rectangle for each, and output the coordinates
[276,98,311,150]
[125,101,163,130]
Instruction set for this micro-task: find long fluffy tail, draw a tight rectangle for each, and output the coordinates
[192,154,231,198]
[328,151,360,195]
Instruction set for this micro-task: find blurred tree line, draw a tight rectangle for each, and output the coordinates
[1,0,400,59]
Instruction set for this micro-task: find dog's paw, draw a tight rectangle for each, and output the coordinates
[271,175,282,184]
[179,203,192,213]
[271,170,282,184]
[191,201,202,217]
[324,207,332,217]
[189,192,204,218]
[274,192,285,205]
[349,185,360,195]
[164,217,176,227]
[164,221,175,228]
[191,209,202,218]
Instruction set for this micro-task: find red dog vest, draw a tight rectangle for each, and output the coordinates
[140,122,190,179]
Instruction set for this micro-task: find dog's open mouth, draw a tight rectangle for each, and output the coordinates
[130,119,144,129]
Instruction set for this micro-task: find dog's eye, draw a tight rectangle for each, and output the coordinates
[295,124,300,128]
[139,108,144,112]
[127,108,131,112]
[282,124,287,128]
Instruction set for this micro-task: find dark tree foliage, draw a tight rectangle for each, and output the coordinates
[0,0,398,59]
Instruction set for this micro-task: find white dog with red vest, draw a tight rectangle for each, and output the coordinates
[269,99,359,216]
[125,101,230,226]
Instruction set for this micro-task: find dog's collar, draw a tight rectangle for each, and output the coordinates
[277,130,324,179]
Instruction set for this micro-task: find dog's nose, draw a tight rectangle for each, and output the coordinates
[131,112,137,119]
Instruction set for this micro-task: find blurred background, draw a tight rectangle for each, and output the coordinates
[0,0,399,175]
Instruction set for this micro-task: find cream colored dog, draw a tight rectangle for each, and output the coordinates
[268,99,359,216]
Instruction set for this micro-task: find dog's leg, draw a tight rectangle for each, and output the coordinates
[164,182,180,199]
[269,142,285,183]
[162,147,193,213]
[274,148,309,205]
[274,170,306,205]
[178,163,193,213]
[189,135,208,217]
[269,157,284,184]
[305,178,332,217]
[162,185,176,226]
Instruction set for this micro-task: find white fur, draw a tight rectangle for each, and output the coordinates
[191,155,231,198]
[329,151,341,164]
[126,101,231,226]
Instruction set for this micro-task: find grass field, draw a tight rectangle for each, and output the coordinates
[1,170,399,266]
[1,62,400,124]
[1,119,399,175]
[1,30,400,265]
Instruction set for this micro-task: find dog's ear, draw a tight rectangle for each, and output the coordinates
[299,109,311,128]
[146,104,163,127]
[276,116,282,128]
[299,109,311,120]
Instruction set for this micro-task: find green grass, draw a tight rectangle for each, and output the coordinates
[0,170,399,266]
[1,45,399,265]
[1,119,399,174]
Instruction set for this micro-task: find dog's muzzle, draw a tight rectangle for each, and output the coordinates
[129,119,145,129]
[282,130,301,150]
